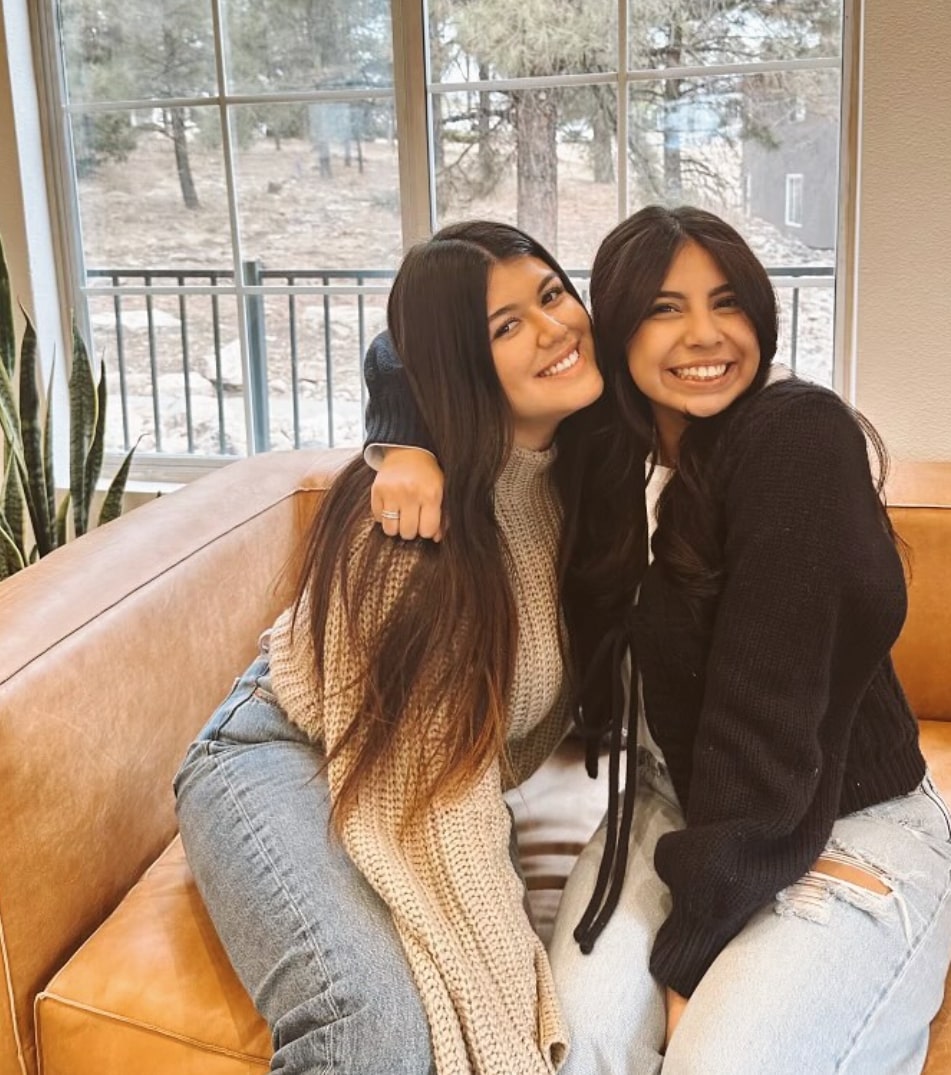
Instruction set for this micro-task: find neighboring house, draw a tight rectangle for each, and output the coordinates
[744,105,838,250]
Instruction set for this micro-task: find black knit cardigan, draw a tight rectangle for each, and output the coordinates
[362,333,926,998]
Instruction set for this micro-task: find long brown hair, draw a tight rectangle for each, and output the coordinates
[295,221,588,831]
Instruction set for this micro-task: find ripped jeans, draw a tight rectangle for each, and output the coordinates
[549,748,951,1075]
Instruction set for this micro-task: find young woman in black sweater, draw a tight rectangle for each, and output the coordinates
[363,205,951,1074]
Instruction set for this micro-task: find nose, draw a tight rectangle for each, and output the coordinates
[533,308,569,348]
[684,307,723,348]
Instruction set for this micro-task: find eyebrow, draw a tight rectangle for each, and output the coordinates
[488,271,559,323]
[655,282,734,300]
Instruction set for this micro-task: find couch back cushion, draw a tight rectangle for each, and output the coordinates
[887,462,951,723]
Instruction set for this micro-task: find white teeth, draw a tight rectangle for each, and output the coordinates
[539,349,580,377]
[671,363,728,382]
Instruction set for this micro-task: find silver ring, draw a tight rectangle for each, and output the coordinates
[380,510,401,520]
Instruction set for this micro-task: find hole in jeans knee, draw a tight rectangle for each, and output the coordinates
[775,850,894,924]
[811,854,891,895]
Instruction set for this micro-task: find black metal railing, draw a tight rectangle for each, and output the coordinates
[85,263,834,459]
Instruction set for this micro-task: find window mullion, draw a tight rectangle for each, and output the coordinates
[392,0,432,249]
[208,0,257,453]
[618,0,629,221]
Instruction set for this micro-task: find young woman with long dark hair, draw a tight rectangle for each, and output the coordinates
[174,220,604,1075]
[367,205,951,1074]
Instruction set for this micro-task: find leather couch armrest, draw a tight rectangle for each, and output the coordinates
[0,447,351,1075]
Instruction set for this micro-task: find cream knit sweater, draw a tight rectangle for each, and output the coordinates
[268,445,573,1074]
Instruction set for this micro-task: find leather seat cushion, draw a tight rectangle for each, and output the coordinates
[36,840,272,1075]
[34,737,609,1073]
[35,728,951,1073]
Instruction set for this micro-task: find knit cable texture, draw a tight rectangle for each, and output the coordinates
[270,444,572,1073]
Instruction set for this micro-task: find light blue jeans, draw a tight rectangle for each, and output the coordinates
[177,656,951,1075]
[549,746,951,1075]
[174,655,435,1074]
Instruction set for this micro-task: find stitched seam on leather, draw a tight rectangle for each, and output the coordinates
[0,899,29,1075]
[34,991,270,1064]
[0,489,306,690]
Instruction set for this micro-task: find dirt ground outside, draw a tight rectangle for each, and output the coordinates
[78,133,835,458]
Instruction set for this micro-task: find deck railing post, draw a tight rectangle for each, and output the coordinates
[242,259,270,452]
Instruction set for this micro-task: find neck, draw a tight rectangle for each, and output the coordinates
[655,426,681,468]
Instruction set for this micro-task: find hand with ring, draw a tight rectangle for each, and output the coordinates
[371,447,446,541]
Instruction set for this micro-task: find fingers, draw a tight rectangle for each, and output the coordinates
[418,501,443,542]
[369,446,446,542]
[375,506,424,540]
[664,987,688,1050]
[370,482,385,521]
[376,507,440,542]
[379,507,402,539]
[399,508,421,541]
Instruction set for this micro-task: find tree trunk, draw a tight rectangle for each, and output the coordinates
[591,87,615,184]
[663,26,684,202]
[663,79,683,201]
[170,108,200,210]
[477,62,493,189]
[514,89,558,252]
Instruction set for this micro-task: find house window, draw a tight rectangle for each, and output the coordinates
[38,0,848,472]
[786,173,805,227]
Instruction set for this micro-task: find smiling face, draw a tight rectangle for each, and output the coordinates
[626,239,761,462]
[487,255,602,449]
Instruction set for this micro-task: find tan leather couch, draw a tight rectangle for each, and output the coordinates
[0,450,948,1075]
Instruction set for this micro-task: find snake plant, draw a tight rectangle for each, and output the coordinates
[0,236,136,579]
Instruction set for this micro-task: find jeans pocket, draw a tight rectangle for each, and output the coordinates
[849,776,951,848]
[252,667,278,705]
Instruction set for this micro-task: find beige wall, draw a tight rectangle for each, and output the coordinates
[853,0,951,460]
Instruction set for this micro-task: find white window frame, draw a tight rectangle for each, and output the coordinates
[10,0,858,484]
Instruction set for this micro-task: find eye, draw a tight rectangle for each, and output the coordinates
[714,293,741,310]
[648,302,679,316]
[493,318,518,339]
[541,285,564,305]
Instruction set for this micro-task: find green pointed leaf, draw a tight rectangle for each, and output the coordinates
[0,361,33,509]
[69,322,97,537]
[0,510,26,580]
[42,363,56,542]
[97,440,138,527]
[2,450,26,561]
[84,356,108,505]
[54,491,70,548]
[0,237,15,377]
[0,330,45,558]
[0,355,23,449]
[18,315,52,556]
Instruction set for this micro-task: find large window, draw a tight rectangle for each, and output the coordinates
[44,0,847,470]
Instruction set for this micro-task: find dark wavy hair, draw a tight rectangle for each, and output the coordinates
[591,204,778,443]
[296,221,588,831]
[556,207,780,752]
[562,206,900,746]
[566,205,901,952]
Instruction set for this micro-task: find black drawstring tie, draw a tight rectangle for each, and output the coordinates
[573,622,639,954]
